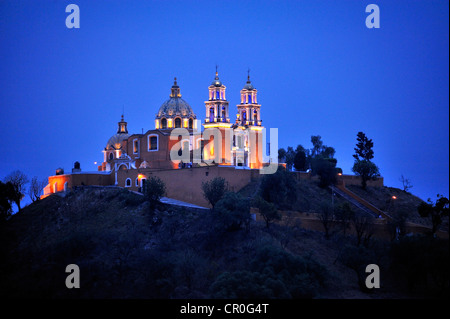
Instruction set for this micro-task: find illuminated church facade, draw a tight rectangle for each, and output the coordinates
[43,71,269,205]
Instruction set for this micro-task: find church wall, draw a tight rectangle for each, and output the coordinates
[45,173,114,196]
[116,165,259,207]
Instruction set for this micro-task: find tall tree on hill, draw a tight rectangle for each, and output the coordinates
[3,170,29,212]
[278,148,286,163]
[285,146,295,171]
[351,132,380,190]
[308,136,338,188]
[293,145,307,172]
[310,135,324,157]
[418,194,449,235]
[0,181,16,222]
[28,176,47,203]
[353,131,374,161]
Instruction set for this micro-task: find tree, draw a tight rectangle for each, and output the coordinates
[306,136,338,187]
[351,213,375,246]
[311,157,338,188]
[353,131,374,161]
[334,202,355,236]
[322,146,336,159]
[399,174,413,192]
[0,181,16,222]
[259,169,297,210]
[4,170,29,211]
[201,177,228,209]
[278,148,286,163]
[318,201,335,239]
[418,194,449,235]
[143,177,166,209]
[310,135,324,157]
[351,132,379,190]
[285,147,295,171]
[387,210,409,241]
[28,176,47,202]
[293,145,307,172]
[351,160,380,190]
[214,192,251,231]
[252,196,280,228]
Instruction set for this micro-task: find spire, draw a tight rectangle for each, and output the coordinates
[170,77,181,97]
[243,68,255,90]
[211,66,223,87]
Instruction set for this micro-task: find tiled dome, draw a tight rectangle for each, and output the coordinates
[106,133,130,150]
[156,96,196,118]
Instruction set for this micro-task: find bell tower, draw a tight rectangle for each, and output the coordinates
[204,67,231,126]
[234,71,264,169]
[203,67,233,165]
[236,70,261,127]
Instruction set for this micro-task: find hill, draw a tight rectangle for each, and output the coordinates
[0,185,448,299]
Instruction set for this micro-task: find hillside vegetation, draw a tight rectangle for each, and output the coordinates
[0,185,448,299]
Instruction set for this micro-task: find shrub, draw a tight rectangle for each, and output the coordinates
[252,196,280,228]
[143,177,166,209]
[250,245,328,298]
[259,170,297,210]
[202,177,228,209]
[214,192,251,231]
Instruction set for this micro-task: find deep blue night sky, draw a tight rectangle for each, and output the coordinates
[0,0,448,205]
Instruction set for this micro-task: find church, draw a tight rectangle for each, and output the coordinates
[43,70,272,206]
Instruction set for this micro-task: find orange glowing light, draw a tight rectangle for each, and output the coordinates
[138,174,145,179]
[338,173,342,176]
[392,196,397,199]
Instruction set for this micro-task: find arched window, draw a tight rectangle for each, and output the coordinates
[135,178,139,187]
[125,178,131,187]
[148,135,158,151]
[248,94,252,104]
[209,107,214,122]
[189,118,193,129]
[133,139,139,154]
[175,118,182,128]
[253,109,258,122]
[109,153,114,160]
[161,118,167,129]
[242,110,247,122]
[216,91,220,99]
[222,106,226,122]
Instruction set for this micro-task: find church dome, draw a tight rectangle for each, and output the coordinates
[243,82,255,90]
[156,78,196,119]
[156,97,196,118]
[106,133,130,150]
